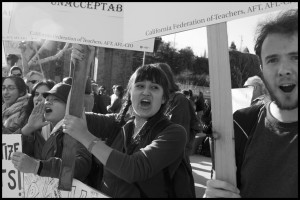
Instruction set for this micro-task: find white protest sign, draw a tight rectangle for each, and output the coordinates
[231,88,253,113]
[2,134,24,198]
[24,174,109,198]
[2,2,39,41]
[7,2,154,52]
[123,2,298,42]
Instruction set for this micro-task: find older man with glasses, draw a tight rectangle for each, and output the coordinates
[24,70,44,93]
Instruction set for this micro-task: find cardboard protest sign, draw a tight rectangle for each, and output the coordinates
[123,2,297,42]
[231,88,253,113]
[7,2,154,52]
[24,174,109,198]
[2,135,109,198]
[2,134,24,198]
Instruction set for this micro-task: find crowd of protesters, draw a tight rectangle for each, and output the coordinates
[2,9,298,198]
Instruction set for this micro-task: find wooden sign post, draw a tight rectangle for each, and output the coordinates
[58,45,94,191]
[207,22,236,186]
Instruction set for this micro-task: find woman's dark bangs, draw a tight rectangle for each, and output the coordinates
[135,66,165,86]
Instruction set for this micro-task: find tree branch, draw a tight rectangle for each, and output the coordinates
[29,43,71,67]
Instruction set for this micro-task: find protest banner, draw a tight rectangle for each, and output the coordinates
[7,2,154,52]
[2,134,24,198]
[24,174,109,198]
[123,2,298,42]
[3,2,39,42]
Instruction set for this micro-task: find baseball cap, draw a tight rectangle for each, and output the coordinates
[43,83,71,103]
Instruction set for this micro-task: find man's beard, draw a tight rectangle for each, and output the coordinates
[262,77,298,110]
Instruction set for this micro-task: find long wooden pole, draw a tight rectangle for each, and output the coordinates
[58,45,92,191]
[206,22,236,186]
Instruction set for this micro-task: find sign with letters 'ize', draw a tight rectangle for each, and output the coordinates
[2,134,24,198]
[2,134,108,198]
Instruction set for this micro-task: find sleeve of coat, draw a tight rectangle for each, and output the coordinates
[39,141,92,182]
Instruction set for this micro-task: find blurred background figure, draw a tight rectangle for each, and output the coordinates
[3,54,20,77]
[107,84,124,113]
[195,91,205,121]
[182,90,196,111]
[243,75,269,105]
[6,54,20,68]
[92,83,108,114]
[98,85,111,108]
[9,66,23,78]
[24,71,44,93]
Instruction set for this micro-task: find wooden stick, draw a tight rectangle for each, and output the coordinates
[206,22,236,186]
[58,44,91,191]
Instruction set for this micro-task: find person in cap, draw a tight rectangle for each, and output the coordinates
[11,83,91,183]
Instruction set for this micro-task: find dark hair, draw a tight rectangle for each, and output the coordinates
[2,76,27,97]
[25,79,56,118]
[188,89,193,97]
[115,85,124,99]
[153,63,180,93]
[254,9,298,62]
[6,54,19,66]
[9,66,22,75]
[183,90,190,96]
[117,64,170,126]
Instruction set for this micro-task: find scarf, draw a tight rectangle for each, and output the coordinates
[2,94,30,130]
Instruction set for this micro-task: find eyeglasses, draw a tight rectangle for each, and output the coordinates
[2,85,17,92]
[28,80,38,84]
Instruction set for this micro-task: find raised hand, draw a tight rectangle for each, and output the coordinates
[26,101,50,131]
[62,113,90,143]
[71,44,95,64]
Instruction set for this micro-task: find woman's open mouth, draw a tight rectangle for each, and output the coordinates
[45,107,52,113]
